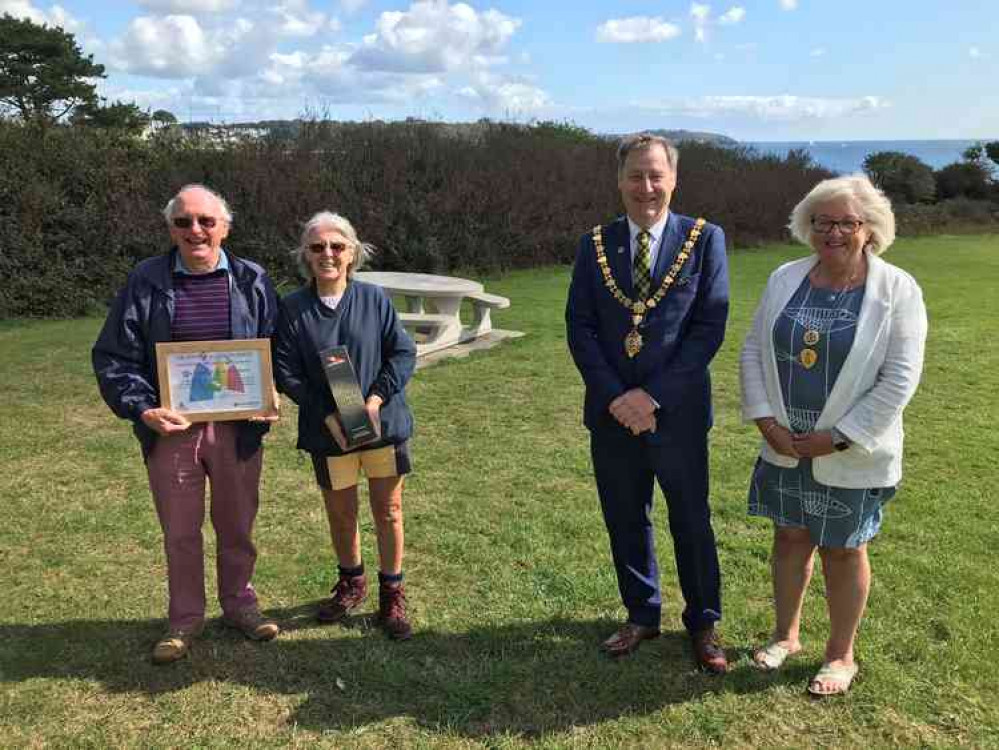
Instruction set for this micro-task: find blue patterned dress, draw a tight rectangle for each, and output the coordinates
[748,277,895,547]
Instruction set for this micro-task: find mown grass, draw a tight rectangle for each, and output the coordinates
[1,235,996,749]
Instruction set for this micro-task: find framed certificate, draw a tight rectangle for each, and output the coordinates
[155,339,276,423]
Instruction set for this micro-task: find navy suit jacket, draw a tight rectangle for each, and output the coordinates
[566,213,730,436]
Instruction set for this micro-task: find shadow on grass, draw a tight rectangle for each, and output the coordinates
[1,610,807,738]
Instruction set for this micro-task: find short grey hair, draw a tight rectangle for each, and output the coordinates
[789,174,896,255]
[294,211,374,280]
[162,183,234,224]
[617,133,679,174]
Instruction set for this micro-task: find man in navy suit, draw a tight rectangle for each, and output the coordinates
[566,133,729,672]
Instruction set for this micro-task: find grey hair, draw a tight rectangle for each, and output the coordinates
[294,211,374,281]
[617,133,679,174]
[789,174,896,255]
[162,183,234,224]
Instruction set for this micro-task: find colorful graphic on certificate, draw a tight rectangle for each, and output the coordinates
[169,351,264,412]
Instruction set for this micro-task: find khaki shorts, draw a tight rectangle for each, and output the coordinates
[311,442,411,491]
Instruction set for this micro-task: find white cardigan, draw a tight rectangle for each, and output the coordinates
[739,252,927,488]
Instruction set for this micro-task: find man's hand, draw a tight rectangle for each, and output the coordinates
[140,407,191,436]
[609,388,658,435]
[249,387,281,423]
[324,414,348,451]
[365,394,383,440]
[791,431,836,458]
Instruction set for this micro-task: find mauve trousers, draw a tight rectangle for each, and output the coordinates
[146,422,262,630]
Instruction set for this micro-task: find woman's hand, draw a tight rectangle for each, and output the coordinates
[140,407,191,436]
[791,431,837,458]
[365,394,383,440]
[324,414,349,451]
[756,418,799,458]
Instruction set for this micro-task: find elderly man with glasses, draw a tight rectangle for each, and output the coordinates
[93,184,280,664]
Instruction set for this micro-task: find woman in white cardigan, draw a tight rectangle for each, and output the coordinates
[740,175,927,696]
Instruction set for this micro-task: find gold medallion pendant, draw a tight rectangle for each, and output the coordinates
[590,218,705,360]
[803,329,820,346]
[799,348,818,369]
[625,328,644,358]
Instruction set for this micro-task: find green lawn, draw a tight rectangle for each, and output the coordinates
[1,235,996,749]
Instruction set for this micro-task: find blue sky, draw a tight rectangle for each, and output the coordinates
[5,0,996,141]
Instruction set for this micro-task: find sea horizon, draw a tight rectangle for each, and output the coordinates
[741,138,995,175]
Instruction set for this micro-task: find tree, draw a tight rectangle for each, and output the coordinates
[71,98,150,133]
[984,141,999,168]
[862,151,935,203]
[935,162,991,200]
[0,14,105,126]
[151,109,177,125]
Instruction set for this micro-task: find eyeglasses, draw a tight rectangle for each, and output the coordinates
[308,241,349,254]
[811,217,864,235]
[172,215,220,229]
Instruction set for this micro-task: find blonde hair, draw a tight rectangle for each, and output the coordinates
[788,174,896,255]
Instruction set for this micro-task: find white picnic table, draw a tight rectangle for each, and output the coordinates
[354,271,510,356]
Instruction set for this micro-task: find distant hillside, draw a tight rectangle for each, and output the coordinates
[175,119,737,147]
[623,129,738,146]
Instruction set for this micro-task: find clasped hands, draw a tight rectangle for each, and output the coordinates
[756,418,836,458]
[609,388,657,435]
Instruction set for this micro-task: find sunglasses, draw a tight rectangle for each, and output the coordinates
[172,215,220,229]
[308,241,349,254]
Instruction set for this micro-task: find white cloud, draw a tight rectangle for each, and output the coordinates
[719,7,745,25]
[810,47,825,57]
[137,0,237,13]
[969,46,986,59]
[457,71,549,115]
[0,1,87,33]
[340,0,367,13]
[110,15,220,77]
[595,16,681,44]
[270,0,327,37]
[690,3,710,42]
[779,0,797,9]
[350,1,521,74]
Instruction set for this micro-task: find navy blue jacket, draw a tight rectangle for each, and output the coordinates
[566,213,729,435]
[92,248,279,459]
[273,280,416,456]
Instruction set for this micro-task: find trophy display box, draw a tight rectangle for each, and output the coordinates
[319,346,378,449]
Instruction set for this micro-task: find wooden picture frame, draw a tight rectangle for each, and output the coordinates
[155,338,276,423]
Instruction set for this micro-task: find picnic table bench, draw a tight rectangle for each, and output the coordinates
[354,271,511,355]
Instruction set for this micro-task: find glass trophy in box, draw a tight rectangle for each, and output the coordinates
[318,346,378,449]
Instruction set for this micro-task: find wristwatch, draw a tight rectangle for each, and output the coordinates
[830,427,852,452]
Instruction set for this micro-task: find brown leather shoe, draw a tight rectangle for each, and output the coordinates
[377,581,412,641]
[151,624,203,665]
[600,622,661,658]
[222,606,280,641]
[318,574,368,623]
[691,627,728,674]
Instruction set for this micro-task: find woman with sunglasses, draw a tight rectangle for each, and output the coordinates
[739,175,927,696]
[273,212,417,640]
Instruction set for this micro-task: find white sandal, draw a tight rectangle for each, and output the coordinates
[753,641,797,671]
[807,662,858,696]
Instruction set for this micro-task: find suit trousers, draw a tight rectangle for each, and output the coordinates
[590,424,722,633]
[146,421,262,630]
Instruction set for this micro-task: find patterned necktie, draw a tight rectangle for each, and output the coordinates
[634,230,652,301]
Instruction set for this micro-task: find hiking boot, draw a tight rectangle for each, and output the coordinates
[377,581,412,641]
[151,624,203,665]
[222,606,280,641]
[317,573,368,623]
